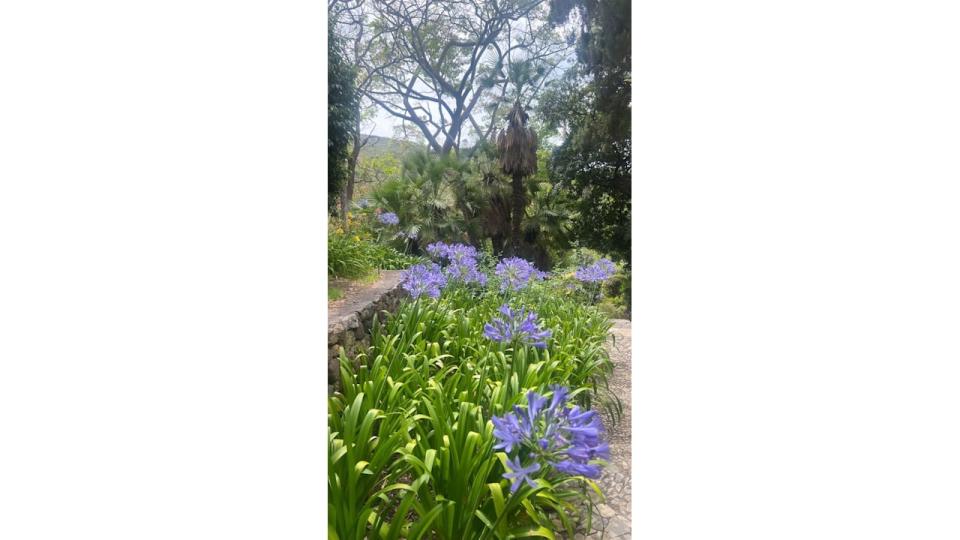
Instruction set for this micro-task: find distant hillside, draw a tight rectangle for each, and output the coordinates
[357,135,423,159]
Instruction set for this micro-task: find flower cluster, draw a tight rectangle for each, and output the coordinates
[425,242,477,262]
[492,387,608,492]
[446,260,487,286]
[575,258,616,283]
[494,257,545,292]
[483,304,552,349]
[427,242,486,286]
[378,212,400,226]
[400,263,446,299]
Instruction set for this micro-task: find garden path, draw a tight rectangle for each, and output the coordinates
[328,270,403,316]
[329,271,401,316]
[583,319,632,539]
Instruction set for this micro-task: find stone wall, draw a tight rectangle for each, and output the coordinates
[328,271,407,392]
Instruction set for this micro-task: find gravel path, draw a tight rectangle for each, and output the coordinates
[583,319,632,539]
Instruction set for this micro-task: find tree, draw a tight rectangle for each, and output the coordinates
[541,0,631,264]
[328,17,359,214]
[497,102,538,254]
[331,0,399,216]
[370,149,469,250]
[354,0,571,155]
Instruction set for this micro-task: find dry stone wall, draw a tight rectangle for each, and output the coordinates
[328,270,407,392]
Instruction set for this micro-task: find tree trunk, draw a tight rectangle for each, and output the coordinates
[491,235,504,257]
[340,128,363,221]
[510,172,524,255]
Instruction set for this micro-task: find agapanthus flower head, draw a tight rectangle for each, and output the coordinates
[494,257,544,291]
[575,258,616,283]
[424,242,486,286]
[378,212,400,225]
[445,243,479,265]
[401,263,446,299]
[483,304,552,348]
[503,457,540,493]
[425,241,448,258]
[426,241,478,263]
[445,258,487,286]
[491,387,608,491]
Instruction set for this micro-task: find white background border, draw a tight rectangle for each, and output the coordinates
[2,1,958,538]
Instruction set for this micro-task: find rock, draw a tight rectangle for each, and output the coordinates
[598,504,616,519]
[605,518,631,538]
[344,314,360,330]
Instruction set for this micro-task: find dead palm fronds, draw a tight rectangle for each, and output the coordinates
[496,101,539,254]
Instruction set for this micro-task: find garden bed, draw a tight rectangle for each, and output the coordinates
[329,244,625,539]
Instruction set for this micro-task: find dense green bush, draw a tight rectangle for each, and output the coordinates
[329,263,620,539]
[328,216,421,279]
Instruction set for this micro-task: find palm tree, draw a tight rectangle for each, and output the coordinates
[522,180,576,268]
[371,150,468,252]
[496,101,538,255]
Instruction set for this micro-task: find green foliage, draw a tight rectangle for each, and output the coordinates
[545,251,630,318]
[550,138,630,262]
[329,279,620,538]
[371,150,473,248]
[328,19,358,214]
[540,0,631,265]
[354,151,403,200]
[369,149,575,268]
[328,221,421,279]
[520,150,576,268]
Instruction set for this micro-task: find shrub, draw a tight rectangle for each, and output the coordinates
[328,217,421,279]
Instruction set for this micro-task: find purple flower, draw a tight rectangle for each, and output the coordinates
[401,263,446,299]
[504,457,541,493]
[547,385,569,416]
[552,460,601,478]
[575,258,616,283]
[525,391,548,425]
[444,257,487,286]
[445,262,487,286]
[378,212,399,225]
[483,305,552,348]
[491,387,608,485]
[491,415,527,453]
[446,244,478,265]
[426,242,478,264]
[494,257,544,291]
[426,242,487,286]
[425,241,448,258]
